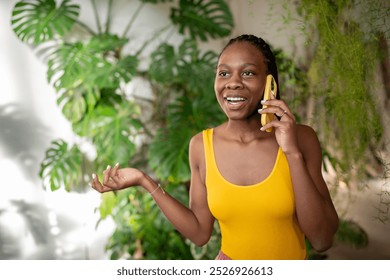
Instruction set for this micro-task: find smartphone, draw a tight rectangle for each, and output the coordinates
[261,74,277,132]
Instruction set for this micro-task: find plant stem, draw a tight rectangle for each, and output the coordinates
[91,0,102,34]
[163,25,177,42]
[135,24,174,57]
[105,0,114,33]
[122,2,145,38]
[75,20,96,36]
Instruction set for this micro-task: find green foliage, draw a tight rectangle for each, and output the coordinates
[11,0,79,45]
[12,0,234,259]
[336,219,369,248]
[273,48,309,120]
[148,39,224,182]
[46,34,138,123]
[171,0,234,41]
[39,139,83,191]
[81,100,142,169]
[305,218,369,259]
[99,192,116,219]
[48,35,134,91]
[297,0,384,177]
[106,184,193,259]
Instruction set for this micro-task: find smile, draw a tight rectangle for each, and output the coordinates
[224,96,247,104]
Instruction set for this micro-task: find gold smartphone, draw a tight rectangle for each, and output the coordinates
[261,74,277,132]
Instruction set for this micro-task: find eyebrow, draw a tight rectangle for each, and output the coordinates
[217,63,258,68]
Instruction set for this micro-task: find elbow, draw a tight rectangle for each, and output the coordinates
[192,236,211,247]
[190,231,212,247]
[310,237,334,253]
[308,220,339,253]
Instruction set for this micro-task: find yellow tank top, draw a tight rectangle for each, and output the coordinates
[203,128,306,260]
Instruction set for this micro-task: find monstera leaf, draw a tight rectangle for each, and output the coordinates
[47,34,138,123]
[86,101,143,168]
[176,40,218,94]
[149,39,217,92]
[11,0,80,45]
[58,86,93,123]
[171,0,233,41]
[149,94,223,183]
[39,139,83,191]
[47,34,133,91]
[149,95,196,183]
[148,39,224,182]
[149,43,177,83]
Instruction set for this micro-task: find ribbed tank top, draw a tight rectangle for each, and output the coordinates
[203,128,306,260]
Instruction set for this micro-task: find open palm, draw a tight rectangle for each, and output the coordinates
[90,164,143,193]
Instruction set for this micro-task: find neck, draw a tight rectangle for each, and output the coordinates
[223,115,267,143]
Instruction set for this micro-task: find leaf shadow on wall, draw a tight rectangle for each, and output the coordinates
[0,103,51,183]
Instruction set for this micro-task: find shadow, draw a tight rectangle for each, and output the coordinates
[0,104,93,260]
[0,199,55,259]
[0,198,91,260]
[0,103,51,183]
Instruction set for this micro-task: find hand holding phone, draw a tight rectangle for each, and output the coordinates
[261,74,277,132]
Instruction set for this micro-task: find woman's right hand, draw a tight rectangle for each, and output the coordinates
[90,163,144,193]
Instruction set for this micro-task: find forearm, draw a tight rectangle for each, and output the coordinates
[139,173,211,246]
[285,152,338,250]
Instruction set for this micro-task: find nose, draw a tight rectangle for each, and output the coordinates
[226,74,243,89]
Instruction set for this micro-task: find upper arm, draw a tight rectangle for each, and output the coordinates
[298,125,330,199]
[297,125,334,203]
[188,132,215,242]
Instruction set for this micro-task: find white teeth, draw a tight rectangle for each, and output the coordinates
[226,97,245,101]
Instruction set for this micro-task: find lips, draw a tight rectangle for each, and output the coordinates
[222,96,248,111]
[224,96,247,104]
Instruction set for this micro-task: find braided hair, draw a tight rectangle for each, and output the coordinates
[219,34,280,98]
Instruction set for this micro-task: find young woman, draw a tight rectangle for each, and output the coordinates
[90,34,339,260]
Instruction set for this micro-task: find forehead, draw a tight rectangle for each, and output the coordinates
[218,42,266,67]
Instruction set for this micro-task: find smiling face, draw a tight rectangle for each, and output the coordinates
[214,41,267,121]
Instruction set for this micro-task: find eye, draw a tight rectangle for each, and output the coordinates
[218,71,229,77]
[242,71,255,77]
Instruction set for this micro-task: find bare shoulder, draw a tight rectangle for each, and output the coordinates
[296,124,320,144]
[296,124,322,162]
[189,131,205,167]
[189,131,204,153]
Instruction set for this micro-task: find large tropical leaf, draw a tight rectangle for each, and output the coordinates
[171,0,234,41]
[176,41,218,94]
[149,95,196,183]
[11,0,80,45]
[80,100,143,169]
[58,86,93,123]
[148,39,224,182]
[149,39,217,92]
[148,93,223,183]
[47,34,134,91]
[39,139,82,191]
[47,35,137,123]
[148,43,177,83]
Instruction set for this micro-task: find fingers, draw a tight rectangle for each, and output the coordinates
[260,117,294,132]
[90,163,120,193]
[111,162,119,177]
[260,99,295,122]
[103,165,111,185]
[90,173,111,193]
[106,163,120,183]
[259,99,296,132]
